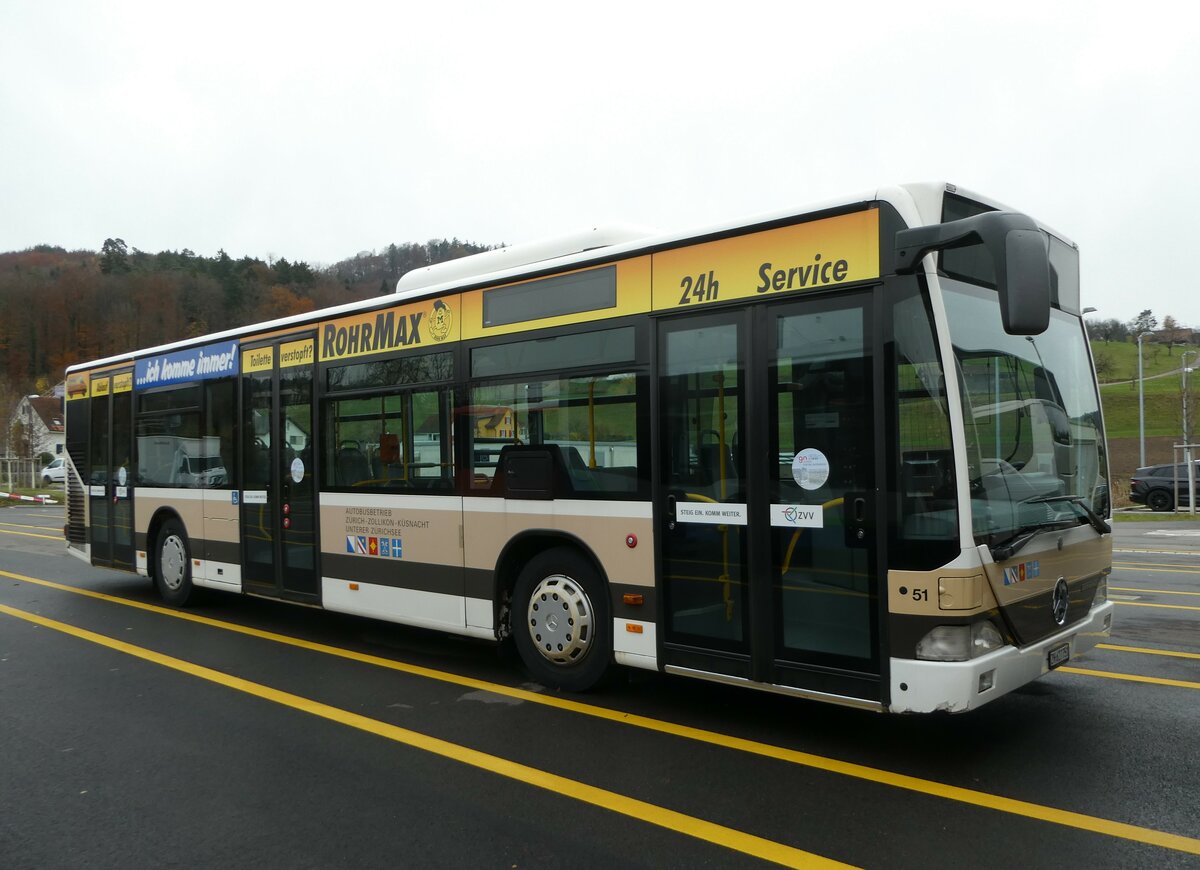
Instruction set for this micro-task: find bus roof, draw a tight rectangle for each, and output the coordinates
[65,182,1070,374]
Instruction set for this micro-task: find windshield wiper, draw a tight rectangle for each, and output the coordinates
[990,524,1064,562]
[1025,495,1112,535]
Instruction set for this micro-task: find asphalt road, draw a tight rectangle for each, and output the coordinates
[1,506,1198,869]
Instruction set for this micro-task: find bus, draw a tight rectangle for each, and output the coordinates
[62,182,1113,713]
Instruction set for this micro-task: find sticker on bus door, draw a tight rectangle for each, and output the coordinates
[675,503,748,525]
[769,504,824,528]
[792,448,830,491]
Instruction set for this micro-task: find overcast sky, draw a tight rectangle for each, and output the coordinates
[2,1,1196,327]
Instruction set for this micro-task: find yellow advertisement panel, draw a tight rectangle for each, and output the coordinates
[91,376,111,397]
[319,295,459,362]
[66,373,89,401]
[112,372,133,393]
[279,339,315,369]
[651,209,879,311]
[243,346,274,373]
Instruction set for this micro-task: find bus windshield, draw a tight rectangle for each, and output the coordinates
[943,280,1109,554]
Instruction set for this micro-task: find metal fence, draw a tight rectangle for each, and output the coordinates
[1,457,38,490]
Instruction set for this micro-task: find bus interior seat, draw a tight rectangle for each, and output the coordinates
[336,442,371,486]
[561,445,597,491]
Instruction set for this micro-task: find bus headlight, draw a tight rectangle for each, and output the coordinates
[916,621,1005,662]
[1093,574,1108,605]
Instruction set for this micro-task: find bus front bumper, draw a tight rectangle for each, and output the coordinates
[887,600,1115,714]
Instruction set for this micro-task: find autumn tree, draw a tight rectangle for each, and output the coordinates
[0,236,494,394]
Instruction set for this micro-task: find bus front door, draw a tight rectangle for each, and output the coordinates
[240,336,319,602]
[658,293,883,706]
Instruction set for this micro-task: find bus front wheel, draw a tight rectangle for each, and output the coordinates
[513,548,611,692]
[155,518,195,606]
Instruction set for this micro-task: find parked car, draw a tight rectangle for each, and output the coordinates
[1129,460,1200,511]
[40,457,65,485]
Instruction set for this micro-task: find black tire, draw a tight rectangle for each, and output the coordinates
[1147,489,1174,512]
[42,476,51,485]
[512,547,611,692]
[154,518,195,606]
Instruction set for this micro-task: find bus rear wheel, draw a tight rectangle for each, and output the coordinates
[154,518,195,606]
[513,548,611,692]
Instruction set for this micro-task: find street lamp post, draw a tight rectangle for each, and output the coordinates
[1182,350,1197,447]
[1183,350,1197,516]
[1138,332,1154,468]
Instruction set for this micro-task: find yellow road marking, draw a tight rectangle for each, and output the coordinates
[1059,666,1200,691]
[3,568,1200,857]
[1114,560,1200,569]
[0,527,60,541]
[1113,565,1200,576]
[0,520,62,532]
[0,601,850,870]
[1097,644,1200,661]
[1115,600,1200,613]
[1110,586,1200,597]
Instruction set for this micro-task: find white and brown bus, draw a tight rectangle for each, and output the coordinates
[63,182,1113,712]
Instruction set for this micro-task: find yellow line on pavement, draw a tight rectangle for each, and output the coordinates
[1113,565,1200,575]
[0,520,62,532]
[0,601,849,870]
[1114,560,1200,569]
[1115,600,1200,613]
[1114,548,1200,557]
[1110,586,1200,597]
[3,568,1199,857]
[1096,644,1200,661]
[0,527,60,541]
[1059,666,1200,691]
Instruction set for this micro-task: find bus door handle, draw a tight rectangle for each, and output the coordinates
[845,492,870,548]
[666,494,677,530]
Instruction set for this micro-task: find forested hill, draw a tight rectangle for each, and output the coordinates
[0,237,492,392]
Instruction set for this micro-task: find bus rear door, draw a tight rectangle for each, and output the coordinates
[87,371,135,571]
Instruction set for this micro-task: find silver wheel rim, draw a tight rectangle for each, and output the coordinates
[526,574,593,665]
[160,534,187,591]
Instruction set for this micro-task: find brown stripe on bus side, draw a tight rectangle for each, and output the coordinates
[203,540,241,565]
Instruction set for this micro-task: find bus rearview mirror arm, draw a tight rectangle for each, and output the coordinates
[893,211,1052,336]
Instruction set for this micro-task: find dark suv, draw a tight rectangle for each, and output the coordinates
[1130,461,1200,511]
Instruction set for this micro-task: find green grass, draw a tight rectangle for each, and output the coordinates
[1091,339,1190,384]
[1093,341,1198,439]
[1114,510,1200,522]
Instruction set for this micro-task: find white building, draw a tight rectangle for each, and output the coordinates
[9,395,65,461]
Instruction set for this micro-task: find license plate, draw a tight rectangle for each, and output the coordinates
[1048,643,1070,670]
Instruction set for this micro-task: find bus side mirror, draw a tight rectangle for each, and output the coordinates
[894,211,1051,336]
[1000,227,1052,335]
